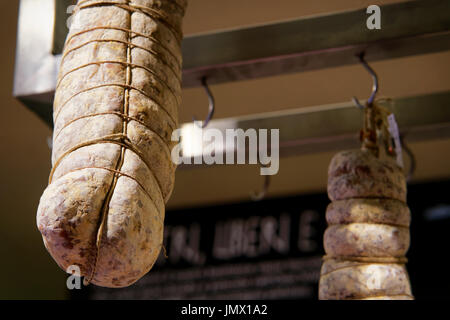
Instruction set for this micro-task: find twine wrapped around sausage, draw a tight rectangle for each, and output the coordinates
[37,0,187,288]
[319,103,414,300]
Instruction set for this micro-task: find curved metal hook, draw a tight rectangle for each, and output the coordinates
[352,52,379,109]
[193,77,215,128]
[251,171,271,202]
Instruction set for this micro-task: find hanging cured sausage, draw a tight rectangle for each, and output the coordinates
[319,100,414,300]
[36,0,187,288]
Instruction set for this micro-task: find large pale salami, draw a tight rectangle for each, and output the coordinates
[37,0,187,288]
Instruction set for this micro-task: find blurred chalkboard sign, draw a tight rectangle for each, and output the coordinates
[74,180,450,300]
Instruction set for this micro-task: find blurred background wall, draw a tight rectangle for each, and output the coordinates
[1,0,449,299]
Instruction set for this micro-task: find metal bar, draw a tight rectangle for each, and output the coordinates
[13,0,450,126]
[176,91,450,167]
[13,0,60,125]
[182,0,450,87]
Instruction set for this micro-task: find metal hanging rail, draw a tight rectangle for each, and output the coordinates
[13,0,450,175]
[13,0,450,127]
[176,91,450,166]
[182,0,450,87]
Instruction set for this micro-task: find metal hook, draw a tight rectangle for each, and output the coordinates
[251,168,271,201]
[193,76,215,128]
[352,52,379,109]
